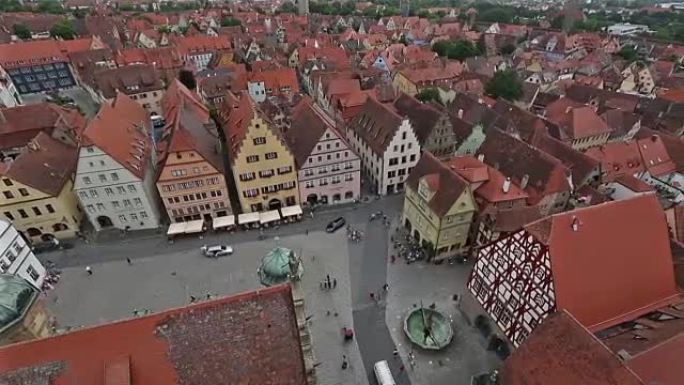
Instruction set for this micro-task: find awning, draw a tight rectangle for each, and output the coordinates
[167,222,186,236]
[280,205,303,217]
[212,215,235,230]
[260,210,281,224]
[184,219,204,234]
[238,212,260,225]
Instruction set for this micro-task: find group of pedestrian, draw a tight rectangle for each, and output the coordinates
[320,274,337,290]
[369,283,390,303]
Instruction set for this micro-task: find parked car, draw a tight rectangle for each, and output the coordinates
[200,245,233,258]
[326,217,346,233]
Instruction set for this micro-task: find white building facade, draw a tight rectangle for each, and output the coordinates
[74,146,161,232]
[346,100,421,195]
[0,219,46,289]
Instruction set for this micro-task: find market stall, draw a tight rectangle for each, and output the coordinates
[280,205,303,223]
[259,210,281,227]
[238,212,260,229]
[212,215,236,231]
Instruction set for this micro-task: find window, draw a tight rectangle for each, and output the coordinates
[131,213,138,220]
[112,201,120,209]
[79,191,88,199]
[243,188,259,198]
[265,152,278,160]
[86,205,95,214]
[239,172,256,181]
[253,137,266,145]
[398,169,406,176]
[304,169,314,176]
[83,176,92,185]
[127,185,137,193]
[133,198,142,207]
[3,212,14,221]
[119,215,127,222]
[18,188,29,197]
[246,155,259,163]
[105,187,114,196]
[259,169,274,178]
[117,186,126,194]
[402,132,407,140]
[46,204,55,213]
[99,174,107,182]
[170,169,186,177]
[3,191,13,199]
[401,156,407,164]
[389,158,398,166]
[140,211,148,218]
[18,209,28,218]
[345,173,353,181]
[123,199,132,207]
[1,179,11,187]
[96,203,105,211]
[387,170,396,178]
[277,166,292,174]
[27,266,39,281]
[90,190,98,198]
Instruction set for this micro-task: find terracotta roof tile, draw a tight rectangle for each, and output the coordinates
[0,103,84,151]
[545,98,611,140]
[530,132,600,186]
[637,134,676,177]
[284,98,338,167]
[83,93,152,179]
[0,132,77,196]
[500,311,644,385]
[95,64,164,99]
[524,194,679,331]
[585,141,644,182]
[348,97,404,156]
[0,285,307,385]
[392,93,443,144]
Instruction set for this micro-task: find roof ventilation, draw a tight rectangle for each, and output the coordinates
[502,177,511,193]
[571,216,580,232]
[616,349,632,361]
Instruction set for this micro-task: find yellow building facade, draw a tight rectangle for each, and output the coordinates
[392,72,419,97]
[225,96,299,213]
[402,152,476,257]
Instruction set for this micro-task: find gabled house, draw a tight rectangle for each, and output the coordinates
[467,194,679,347]
[0,132,81,243]
[544,98,611,150]
[222,93,299,213]
[283,99,360,206]
[92,64,165,116]
[346,97,421,195]
[74,93,161,232]
[402,152,476,258]
[156,80,232,223]
[393,93,456,158]
[476,130,572,216]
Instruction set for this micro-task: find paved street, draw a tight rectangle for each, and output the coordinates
[38,194,499,384]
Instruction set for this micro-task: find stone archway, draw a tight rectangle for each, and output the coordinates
[404,218,412,233]
[268,198,282,210]
[40,233,55,242]
[97,215,114,228]
[413,229,421,243]
[26,228,42,237]
[332,193,341,202]
[52,223,69,232]
[306,194,318,205]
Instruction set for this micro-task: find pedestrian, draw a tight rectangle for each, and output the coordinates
[305,229,309,235]
[393,349,398,357]
[369,292,375,301]
[399,365,405,372]
[332,278,337,288]
[383,283,389,292]
[326,274,331,288]
[126,257,132,265]
[85,266,92,275]
[391,254,396,263]
[341,355,348,370]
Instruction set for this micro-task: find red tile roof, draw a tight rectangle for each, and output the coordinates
[248,68,300,95]
[0,132,77,196]
[0,103,85,151]
[545,98,611,140]
[637,134,677,177]
[348,97,404,156]
[500,311,644,385]
[285,98,340,167]
[447,156,528,204]
[627,333,684,385]
[0,284,307,385]
[525,194,679,332]
[172,35,232,55]
[585,141,644,182]
[83,93,152,179]
[405,152,471,217]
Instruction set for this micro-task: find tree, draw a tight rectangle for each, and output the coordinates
[220,17,242,27]
[618,45,638,62]
[37,0,64,14]
[478,8,513,23]
[500,43,516,55]
[485,69,523,101]
[432,40,479,60]
[178,69,197,91]
[12,24,31,40]
[276,1,297,14]
[50,20,76,40]
[416,88,440,103]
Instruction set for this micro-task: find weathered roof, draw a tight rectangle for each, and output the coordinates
[95,64,164,99]
[476,130,571,204]
[0,285,307,385]
[284,98,337,167]
[405,152,470,217]
[83,93,152,179]
[500,311,645,385]
[393,93,443,145]
[530,131,599,186]
[545,98,611,140]
[349,97,405,156]
[524,194,679,332]
[0,275,38,333]
[0,132,77,196]
[158,80,223,173]
[0,103,85,150]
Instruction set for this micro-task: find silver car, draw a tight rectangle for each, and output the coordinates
[200,245,234,258]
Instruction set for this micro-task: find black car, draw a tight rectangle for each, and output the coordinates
[326,217,346,233]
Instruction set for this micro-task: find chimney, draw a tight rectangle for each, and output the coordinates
[458,108,463,119]
[520,174,529,189]
[571,216,580,232]
[651,134,658,142]
[502,177,511,193]
[477,153,484,162]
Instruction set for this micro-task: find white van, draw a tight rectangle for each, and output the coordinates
[373,360,396,385]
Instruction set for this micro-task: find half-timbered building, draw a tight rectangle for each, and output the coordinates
[467,194,679,347]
